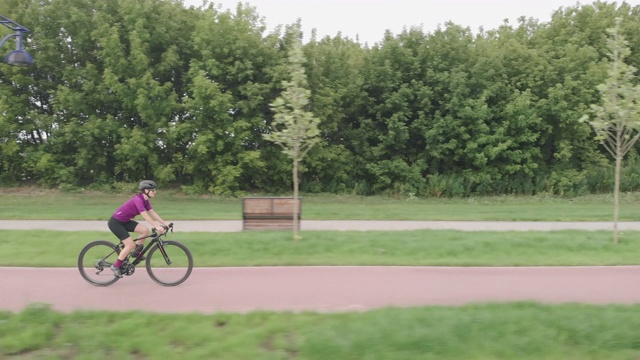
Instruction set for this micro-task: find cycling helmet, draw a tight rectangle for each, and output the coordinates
[138,180,157,191]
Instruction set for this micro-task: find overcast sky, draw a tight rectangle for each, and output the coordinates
[183,0,640,45]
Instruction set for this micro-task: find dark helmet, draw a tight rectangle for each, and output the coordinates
[138,180,157,190]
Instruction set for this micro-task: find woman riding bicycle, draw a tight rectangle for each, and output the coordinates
[108,180,170,278]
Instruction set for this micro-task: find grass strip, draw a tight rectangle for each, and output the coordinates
[3,192,640,220]
[2,229,639,267]
[2,302,640,359]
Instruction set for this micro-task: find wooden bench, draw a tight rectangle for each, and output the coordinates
[242,197,302,231]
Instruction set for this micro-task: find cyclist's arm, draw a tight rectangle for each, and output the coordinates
[140,210,165,233]
[147,209,169,228]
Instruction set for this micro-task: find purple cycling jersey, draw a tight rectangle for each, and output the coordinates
[112,193,152,222]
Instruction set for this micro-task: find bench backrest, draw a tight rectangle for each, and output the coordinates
[242,197,302,230]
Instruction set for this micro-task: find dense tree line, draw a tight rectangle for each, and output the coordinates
[1,0,639,196]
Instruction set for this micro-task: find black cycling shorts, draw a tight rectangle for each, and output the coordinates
[108,216,139,241]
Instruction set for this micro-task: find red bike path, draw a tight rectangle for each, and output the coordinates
[1,220,640,314]
[2,266,640,314]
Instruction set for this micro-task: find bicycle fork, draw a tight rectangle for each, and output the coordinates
[156,241,172,265]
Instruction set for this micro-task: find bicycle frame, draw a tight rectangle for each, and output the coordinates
[112,224,174,266]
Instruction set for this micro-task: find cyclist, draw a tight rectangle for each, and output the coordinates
[108,180,170,278]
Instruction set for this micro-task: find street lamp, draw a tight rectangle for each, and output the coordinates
[0,14,33,66]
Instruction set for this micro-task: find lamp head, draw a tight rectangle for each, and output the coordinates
[4,49,33,66]
[0,15,33,66]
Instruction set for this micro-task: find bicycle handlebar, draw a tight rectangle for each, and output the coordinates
[132,223,173,241]
[150,222,173,237]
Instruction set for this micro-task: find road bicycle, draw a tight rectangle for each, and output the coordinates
[77,223,193,287]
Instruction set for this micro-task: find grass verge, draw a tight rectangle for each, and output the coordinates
[3,191,640,220]
[1,229,639,267]
[2,303,640,359]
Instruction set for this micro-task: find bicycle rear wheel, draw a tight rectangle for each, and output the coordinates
[146,240,193,286]
[78,240,121,286]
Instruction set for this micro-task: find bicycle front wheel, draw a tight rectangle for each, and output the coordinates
[78,240,121,286]
[146,240,193,286]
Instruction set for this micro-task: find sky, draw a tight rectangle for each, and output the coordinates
[183,0,640,45]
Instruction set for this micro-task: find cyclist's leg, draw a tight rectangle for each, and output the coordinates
[118,237,136,260]
[133,223,150,246]
[132,223,150,257]
[107,217,138,276]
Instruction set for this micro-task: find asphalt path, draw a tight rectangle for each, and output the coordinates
[2,220,640,314]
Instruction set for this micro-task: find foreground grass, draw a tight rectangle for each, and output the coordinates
[3,190,640,220]
[2,303,640,359]
[1,229,638,267]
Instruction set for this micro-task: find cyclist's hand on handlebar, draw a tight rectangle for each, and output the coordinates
[160,223,174,233]
[155,225,166,234]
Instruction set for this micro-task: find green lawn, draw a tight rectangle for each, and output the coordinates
[2,303,640,359]
[1,190,638,267]
[0,229,637,267]
[2,190,640,220]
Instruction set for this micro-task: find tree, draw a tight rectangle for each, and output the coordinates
[177,3,280,194]
[303,33,367,194]
[263,35,321,240]
[581,18,640,243]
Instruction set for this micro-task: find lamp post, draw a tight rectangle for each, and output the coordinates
[0,14,33,66]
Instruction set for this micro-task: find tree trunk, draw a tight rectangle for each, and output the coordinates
[613,151,621,243]
[292,158,300,241]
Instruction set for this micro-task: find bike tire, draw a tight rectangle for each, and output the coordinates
[145,240,193,286]
[77,240,121,286]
